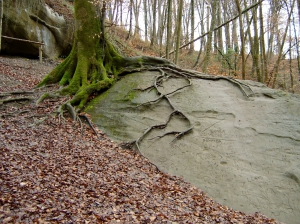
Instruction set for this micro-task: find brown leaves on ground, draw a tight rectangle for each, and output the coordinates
[0,56,281,223]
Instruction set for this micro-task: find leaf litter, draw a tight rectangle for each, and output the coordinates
[0,56,282,223]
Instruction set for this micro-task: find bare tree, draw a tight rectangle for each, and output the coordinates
[189,0,195,54]
[133,0,142,37]
[252,0,262,82]
[165,0,172,59]
[175,0,184,64]
[259,1,268,83]
[235,0,246,79]
[150,0,157,46]
[143,0,148,41]
[270,0,296,88]
[0,0,3,52]
[202,0,217,73]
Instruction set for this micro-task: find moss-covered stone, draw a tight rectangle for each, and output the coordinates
[36,0,173,112]
[2,0,73,58]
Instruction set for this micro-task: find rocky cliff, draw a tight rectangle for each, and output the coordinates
[86,70,300,224]
[2,0,73,58]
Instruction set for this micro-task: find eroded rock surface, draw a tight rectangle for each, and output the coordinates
[86,71,300,224]
[2,0,73,58]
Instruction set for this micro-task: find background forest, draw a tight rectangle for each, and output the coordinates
[102,0,300,93]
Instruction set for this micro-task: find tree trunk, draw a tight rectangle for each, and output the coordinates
[174,0,183,64]
[292,3,300,83]
[165,0,172,59]
[143,0,148,42]
[259,1,268,83]
[297,0,300,27]
[235,0,246,80]
[252,2,261,82]
[157,0,167,56]
[150,0,157,46]
[0,0,3,52]
[216,1,223,58]
[202,0,217,73]
[223,1,231,50]
[289,19,294,92]
[37,0,172,111]
[271,0,296,88]
[133,0,142,37]
[189,0,195,54]
[126,0,133,39]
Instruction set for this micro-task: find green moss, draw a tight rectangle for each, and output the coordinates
[123,91,136,101]
[36,0,128,111]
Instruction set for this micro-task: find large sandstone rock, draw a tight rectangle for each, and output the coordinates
[86,71,300,224]
[2,0,73,58]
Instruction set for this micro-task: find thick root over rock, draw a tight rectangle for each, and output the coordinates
[37,43,174,112]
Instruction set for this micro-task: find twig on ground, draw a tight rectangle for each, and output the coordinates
[0,97,33,105]
[0,91,34,96]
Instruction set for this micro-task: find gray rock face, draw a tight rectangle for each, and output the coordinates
[86,71,300,224]
[2,0,73,58]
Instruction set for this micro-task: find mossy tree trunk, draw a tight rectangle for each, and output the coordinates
[37,0,171,111]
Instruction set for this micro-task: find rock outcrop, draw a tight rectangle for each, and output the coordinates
[2,0,73,58]
[86,71,300,224]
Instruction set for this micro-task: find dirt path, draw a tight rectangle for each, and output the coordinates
[0,56,281,223]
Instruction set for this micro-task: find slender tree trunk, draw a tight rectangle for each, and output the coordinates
[175,0,183,64]
[150,0,157,46]
[289,20,294,92]
[120,1,123,25]
[143,0,148,41]
[189,0,195,54]
[216,1,223,58]
[267,6,275,60]
[202,0,217,73]
[272,0,296,88]
[193,0,205,67]
[158,0,167,56]
[259,1,268,83]
[292,3,300,83]
[147,0,152,38]
[170,2,178,51]
[252,2,262,82]
[297,0,300,27]
[133,0,142,37]
[165,0,172,59]
[232,19,238,52]
[0,0,3,52]
[235,0,246,80]
[126,0,133,39]
[111,0,118,26]
[223,2,231,50]
[244,1,255,76]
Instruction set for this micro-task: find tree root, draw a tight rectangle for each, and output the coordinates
[28,116,48,127]
[1,110,30,118]
[79,114,105,140]
[129,68,194,156]
[125,65,255,164]
[0,91,34,97]
[36,89,104,138]
[36,92,62,105]
[0,97,33,105]
[35,53,255,162]
[0,90,35,107]
[150,126,193,144]
[163,66,255,97]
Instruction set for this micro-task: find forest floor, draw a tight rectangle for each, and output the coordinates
[0,56,283,223]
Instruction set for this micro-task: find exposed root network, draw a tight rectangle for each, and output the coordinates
[122,65,254,159]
